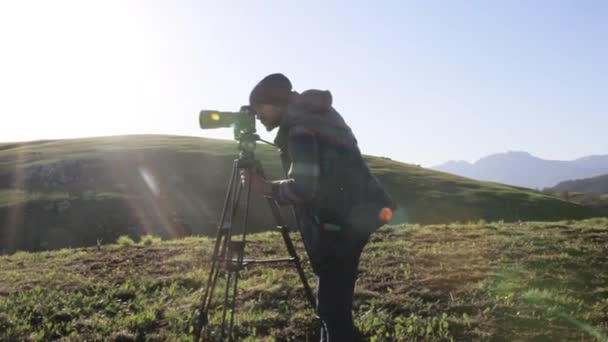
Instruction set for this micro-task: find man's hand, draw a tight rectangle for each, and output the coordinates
[240,169,273,196]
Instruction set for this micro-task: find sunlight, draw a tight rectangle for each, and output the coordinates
[4,147,27,252]
[0,1,150,141]
[125,162,191,239]
[130,165,172,237]
[558,314,607,341]
[139,166,160,197]
[490,268,606,341]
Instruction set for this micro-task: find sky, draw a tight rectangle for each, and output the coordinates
[0,0,606,167]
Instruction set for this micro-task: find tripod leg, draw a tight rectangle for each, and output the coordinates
[219,163,246,340]
[194,160,239,342]
[254,161,317,311]
[277,224,317,309]
[220,269,234,339]
[227,252,242,342]
[227,175,253,339]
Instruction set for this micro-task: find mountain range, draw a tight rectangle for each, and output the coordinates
[432,151,608,189]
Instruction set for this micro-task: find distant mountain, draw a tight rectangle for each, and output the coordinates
[572,155,608,169]
[433,151,608,189]
[548,173,608,194]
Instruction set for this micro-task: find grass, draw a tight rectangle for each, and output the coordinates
[1,217,607,341]
[1,135,605,254]
[547,191,608,211]
[116,235,135,246]
[140,234,162,246]
[0,190,72,208]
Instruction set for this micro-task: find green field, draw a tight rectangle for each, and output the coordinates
[1,135,604,253]
[1,218,607,341]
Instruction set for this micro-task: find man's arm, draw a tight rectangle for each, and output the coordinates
[271,126,320,205]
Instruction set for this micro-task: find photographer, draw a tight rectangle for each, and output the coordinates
[241,73,395,342]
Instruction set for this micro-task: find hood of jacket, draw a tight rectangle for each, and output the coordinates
[291,89,332,113]
[274,89,357,151]
[280,89,350,129]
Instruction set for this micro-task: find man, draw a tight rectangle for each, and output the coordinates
[241,73,395,341]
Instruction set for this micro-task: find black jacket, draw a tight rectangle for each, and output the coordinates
[271,90,395,235]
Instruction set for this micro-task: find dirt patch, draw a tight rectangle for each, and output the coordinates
[67,246,186,278]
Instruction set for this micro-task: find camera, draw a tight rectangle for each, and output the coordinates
[199,105,256,141]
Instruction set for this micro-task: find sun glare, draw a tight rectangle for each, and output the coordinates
[0,1,150,141]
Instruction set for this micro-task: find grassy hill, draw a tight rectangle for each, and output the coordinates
[544,191,608,213]
[1,218,607,341]
[548,173,608,194]
[1,134,605,253]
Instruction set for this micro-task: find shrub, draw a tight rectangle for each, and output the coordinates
[116,235,135,247]
[140,235,161,246]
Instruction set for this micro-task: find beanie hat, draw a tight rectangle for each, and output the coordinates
[249,73,292,106]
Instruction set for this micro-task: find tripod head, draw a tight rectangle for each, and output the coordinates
[236,131,259,170]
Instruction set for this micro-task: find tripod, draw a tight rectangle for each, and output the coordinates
[193,135,316,342]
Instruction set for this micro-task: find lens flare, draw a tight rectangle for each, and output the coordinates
[379,207,393,224]
[139,166,160,197]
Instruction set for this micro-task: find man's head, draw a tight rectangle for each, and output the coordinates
[249,73,292,131]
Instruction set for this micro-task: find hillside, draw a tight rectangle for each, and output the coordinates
[548,173,608,194]
[1,219,607,340]
[433,151,608,189]
[542,191,608,217]
[1,135,604,253]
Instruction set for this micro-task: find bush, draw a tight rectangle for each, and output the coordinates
[116,235,135,247]
[140,235,161,246]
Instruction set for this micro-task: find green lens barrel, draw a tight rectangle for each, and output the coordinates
[199,110,238,129]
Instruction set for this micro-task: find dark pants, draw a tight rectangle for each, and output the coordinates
[298,214,370,342]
